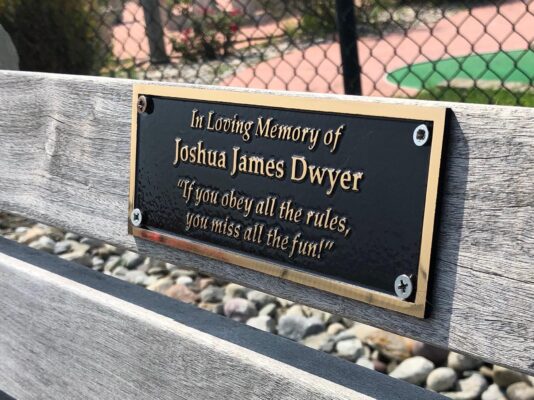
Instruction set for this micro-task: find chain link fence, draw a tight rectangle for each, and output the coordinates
[2,0,533,105]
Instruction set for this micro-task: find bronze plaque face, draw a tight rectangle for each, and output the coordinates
[129,84,447,318]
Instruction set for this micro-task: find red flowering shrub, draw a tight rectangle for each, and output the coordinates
[172,6,243,62]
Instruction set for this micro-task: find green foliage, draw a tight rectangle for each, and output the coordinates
[300,1,337,37]
[258,0,475,39]
[101,57,138,80]
[171,6,243,62]
[272,0,398,39]
[0,0,110,74]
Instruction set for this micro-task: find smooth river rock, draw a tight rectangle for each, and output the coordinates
[164,283,199,304]
[200,285,224,303]
[277,315,324,341]
[356,357,375,370]
[28,236,56,253]
[223,298,257,322]
[482,384,507,400]
[447,352,484,372]
[246,316,276,333]
[224,283,249,298]
[389,356,435,385]
[426,367,457,392]
[507,382,534,400]
[493,365,527,387]
[247,290,276,308]
[121,250,143,269]
[442,373,488,400]
[335,338,365,361]
[147,277,174,293]
[301,332,334,352]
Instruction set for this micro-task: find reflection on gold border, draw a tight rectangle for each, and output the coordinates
[129,84,447,319]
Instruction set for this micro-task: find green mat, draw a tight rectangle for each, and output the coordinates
[387,50,534,89]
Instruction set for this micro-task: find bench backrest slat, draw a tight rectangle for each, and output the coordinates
[0,70,532,374]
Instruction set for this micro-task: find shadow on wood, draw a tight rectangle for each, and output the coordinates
[0,238,446,400]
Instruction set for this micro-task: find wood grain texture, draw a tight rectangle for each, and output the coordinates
[0,71,532,374]
[0,238,445,400]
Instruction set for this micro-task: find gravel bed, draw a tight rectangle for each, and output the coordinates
[1,211,532,399]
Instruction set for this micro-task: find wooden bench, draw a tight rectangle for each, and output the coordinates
[0,70,532,399]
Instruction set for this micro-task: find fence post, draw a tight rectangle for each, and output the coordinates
[335,0,362,95]
[140,0,169,64]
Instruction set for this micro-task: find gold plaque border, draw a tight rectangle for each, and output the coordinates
[129,84,447,318]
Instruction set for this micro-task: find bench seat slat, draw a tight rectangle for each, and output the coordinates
[0,238,445,400]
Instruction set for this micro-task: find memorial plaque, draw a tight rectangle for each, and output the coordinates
[129,85,447,317]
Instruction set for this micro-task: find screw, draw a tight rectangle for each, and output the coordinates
[413,124,430,146]
[137,95,148,114]
[130,208,143,227]
[394,274,413,300]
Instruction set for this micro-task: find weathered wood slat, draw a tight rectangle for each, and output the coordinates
[0,71,532,374]
[0,238,445,400]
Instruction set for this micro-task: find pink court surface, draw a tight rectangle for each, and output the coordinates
[113,0,533,96]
